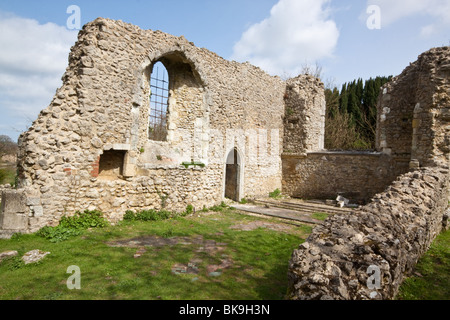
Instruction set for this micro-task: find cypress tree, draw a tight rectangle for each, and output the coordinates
[325,87,340,118]
[356,78,364,105]
[339,83,348,114]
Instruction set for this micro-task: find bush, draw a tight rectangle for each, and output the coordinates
[37,226,83,243]
[124,210,137,220]
[123,209,172,222]
[59,210,108,229]
[37,210,108,243]
[209,201,229,212]
[324,106,374,150]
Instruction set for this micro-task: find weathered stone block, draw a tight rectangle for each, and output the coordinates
[22,250,50,265]
[26,197,41,206]
[1,192,29,231]
[33,206,44,217]
[0,250,18,262]
[0,213,28,231]
[1,191,27,214]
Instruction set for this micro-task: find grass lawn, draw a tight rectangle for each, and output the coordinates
[0,208,311,300]
[311,212,329,221]
[0,164,16,186]
[396,227,450,300]
[0,205,447,301]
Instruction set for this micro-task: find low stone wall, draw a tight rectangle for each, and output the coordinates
[287,165,450,300]
[282,151,409,202]
[0,184,13,195]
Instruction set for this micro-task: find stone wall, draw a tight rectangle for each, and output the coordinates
[376,47,450,168]
[286,47,449,300]
[282,151,408,203]
[284,75,326,153]
[0,184,13,195]
[10,18,287,231]
[287,165,450,300]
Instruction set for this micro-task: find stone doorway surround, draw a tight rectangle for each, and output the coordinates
[224,148,242,202]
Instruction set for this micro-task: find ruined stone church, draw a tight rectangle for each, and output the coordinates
[0,16,448,231]
[0,17,449,300]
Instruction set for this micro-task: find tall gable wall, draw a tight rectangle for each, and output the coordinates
[11,18,286,230]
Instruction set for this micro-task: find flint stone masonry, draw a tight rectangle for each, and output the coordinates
[288,166,450,300]
[287,47,449,300]
[10,18,295,230]
[282,151,405,203]
[0,18,448,300]
[284,75,326,153]
[376,46,450,168]
[0,184,13,193]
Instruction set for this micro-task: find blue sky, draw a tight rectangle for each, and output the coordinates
[1,0,449,141]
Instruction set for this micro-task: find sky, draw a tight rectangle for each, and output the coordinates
[0,0,449,141]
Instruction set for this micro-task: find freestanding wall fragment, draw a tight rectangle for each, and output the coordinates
[376,46,450,169]
[283,75,326,153]
[288,166,449,300]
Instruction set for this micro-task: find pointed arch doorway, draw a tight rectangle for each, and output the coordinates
[225,148,242,202]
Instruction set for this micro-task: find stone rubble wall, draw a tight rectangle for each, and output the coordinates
[287,47,450,300]
[10,18,288,231]
[0,184,13,195]
[376,47,450,168]
[287,165,450,300]
[284,75,326,153]
[281,151,408,203]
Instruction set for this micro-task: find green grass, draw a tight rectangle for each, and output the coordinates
[0,209,308,300]
[311,212,329,221]
[269,188,282,199]
[396,228,450,300]
[0,166,16,186]
[2,205,447,301]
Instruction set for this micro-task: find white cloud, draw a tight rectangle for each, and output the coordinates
[231,0,339,76]
[0,12,77,135]
[366,0,450,35]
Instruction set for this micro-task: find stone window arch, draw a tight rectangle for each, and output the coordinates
[148,61,169,141]
[134,51,210,166]
[144,52,206,145]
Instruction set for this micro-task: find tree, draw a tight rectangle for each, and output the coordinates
[339,83,348,114]
[0,135,18,157]
[325,87,340,119]
[324,75,393,150]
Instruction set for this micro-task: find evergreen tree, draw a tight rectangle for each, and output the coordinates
[346,81,362,126]
[325,87,340,119]
[362,78,375,110]
[339,83,348,113]
[324,75,393,150]
[356,78,364,105]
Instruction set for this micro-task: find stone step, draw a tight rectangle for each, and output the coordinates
[254,199,352,215]
[233,204,323,225]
